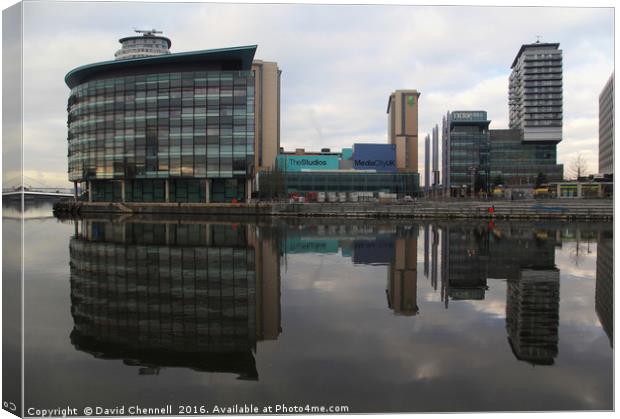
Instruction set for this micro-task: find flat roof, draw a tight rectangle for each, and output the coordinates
[511,42,560,69]
[387,90,420,113]
[65,45,257,88]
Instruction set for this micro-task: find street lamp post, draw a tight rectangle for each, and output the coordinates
[469,165,478,198]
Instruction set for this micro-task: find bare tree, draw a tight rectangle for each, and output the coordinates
[568,153,589,180]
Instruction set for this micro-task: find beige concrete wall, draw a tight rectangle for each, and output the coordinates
[387,90,420,172]
[253,60,281,171]
[407,135,418,172]
[395,137,407,169]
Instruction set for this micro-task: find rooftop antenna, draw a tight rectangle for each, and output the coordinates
[535,35,542,43]
[133,28,163,36]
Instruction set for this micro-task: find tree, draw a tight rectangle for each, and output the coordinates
[568,153,589,180]
[535,172,548,188]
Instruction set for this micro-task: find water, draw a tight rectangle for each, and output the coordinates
[4,201,613,414]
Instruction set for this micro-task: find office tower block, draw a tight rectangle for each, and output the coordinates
[442,111,491,196]
[387,90,420,172]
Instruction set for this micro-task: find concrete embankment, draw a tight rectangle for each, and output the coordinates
[53,199,613,221]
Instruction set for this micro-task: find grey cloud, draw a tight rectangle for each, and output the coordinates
[15,2,614,186]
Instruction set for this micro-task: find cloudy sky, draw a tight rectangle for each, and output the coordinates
[12,0,615,187]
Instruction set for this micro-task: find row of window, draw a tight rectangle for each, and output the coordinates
[80,222,250,247]
[70,72,253,97]
[83,178,247,203]
[68,71,255,183]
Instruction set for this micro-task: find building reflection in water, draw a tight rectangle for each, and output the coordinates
[386,226,418,316]
[431,221,561,365]
[281,223,419,315]
[490,224,560,366]
[440,224,489,304]
[505,269,560,365]
[69,219,281,379]
[595,229,613,347]
[71,218,607,374]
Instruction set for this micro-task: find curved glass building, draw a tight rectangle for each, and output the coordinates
[65,44,258,203]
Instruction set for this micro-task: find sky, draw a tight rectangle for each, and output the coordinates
[7,0,616,187]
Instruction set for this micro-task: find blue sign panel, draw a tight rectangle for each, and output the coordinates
[276,155,340,172]
[353,144,397,173]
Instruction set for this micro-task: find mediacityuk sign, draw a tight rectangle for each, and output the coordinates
[353,143,397,173]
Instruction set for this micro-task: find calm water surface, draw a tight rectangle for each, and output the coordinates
[8,201,614,413]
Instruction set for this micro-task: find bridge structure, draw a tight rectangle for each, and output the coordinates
[2,176,74,199]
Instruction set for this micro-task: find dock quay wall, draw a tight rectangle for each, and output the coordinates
[53,200,613,221]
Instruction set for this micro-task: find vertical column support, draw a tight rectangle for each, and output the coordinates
[577,183,582,198]
[246,178,251,203]
[88,181,92,202]
[73,181,78,201]
[205,179,211,203]
[121,180,126,203]
[165,179,170,203]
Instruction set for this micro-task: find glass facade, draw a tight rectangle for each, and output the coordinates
[490,129,563,186]
[67,69,255,203]
[258,171,419,198]
[444,112,490,196]
[448,125,490,195]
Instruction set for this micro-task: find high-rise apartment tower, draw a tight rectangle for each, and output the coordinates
[509,42,563,143]
[599,72,614,175]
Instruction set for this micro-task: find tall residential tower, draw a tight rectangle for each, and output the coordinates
[487,41,564,188]
[509,42,563,143]
[599,72,614,175]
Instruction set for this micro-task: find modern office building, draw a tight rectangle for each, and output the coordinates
[441,111,491,197]
[599,72,614,175]
[65,32,280,203]
[424,134,430,192]
[253,60,281,171]
[387,90,421,172]
[259,143,419,199]
[489,128,564,187]
[509,42,563,143]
